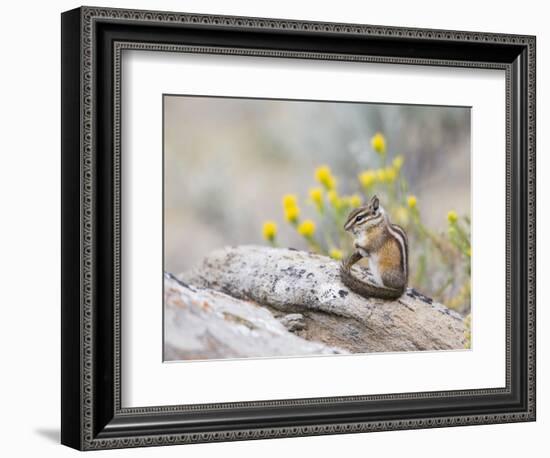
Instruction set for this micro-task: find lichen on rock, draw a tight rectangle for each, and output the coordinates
[165,245,467,359]
[164,273,346,361]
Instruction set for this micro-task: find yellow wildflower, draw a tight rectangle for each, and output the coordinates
[447,210,458,224]
[309,187,323,207]
[358,170,376,189]
[448,225,457,238]
[297,220,316,238]
[284,205,300,223]
[467,247,472,257]
[392,155,404,171]
[282,194,298,209]
[262,221,277,242]
[329,248,343,260]
[407,195,417,209]
[384,166,397,183]
[314,165,336,190]
[314,165,331,183]
[371,132,387,155]
[348,194,362,208]
[327,190,342,209]
[376,168,388,182]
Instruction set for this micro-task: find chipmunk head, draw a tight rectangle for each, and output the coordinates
[344,195,385,235]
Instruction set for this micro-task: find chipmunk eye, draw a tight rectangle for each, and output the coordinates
[356,215,364,223]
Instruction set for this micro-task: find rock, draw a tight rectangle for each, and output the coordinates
[164,273,346,361]
[181,245,467,353]
[279,313,306,332]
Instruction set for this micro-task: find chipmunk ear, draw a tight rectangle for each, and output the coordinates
[371,195,379,211]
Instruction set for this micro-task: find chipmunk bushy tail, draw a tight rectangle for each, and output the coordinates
[339,262,405,300]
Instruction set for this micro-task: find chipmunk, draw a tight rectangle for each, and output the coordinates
[340,195,408,300]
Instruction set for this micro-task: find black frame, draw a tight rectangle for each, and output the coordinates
[61,6,536,450]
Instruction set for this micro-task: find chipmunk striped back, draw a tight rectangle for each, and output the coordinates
[387,223,408,283]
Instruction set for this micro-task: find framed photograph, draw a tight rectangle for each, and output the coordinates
[61,6,536,450]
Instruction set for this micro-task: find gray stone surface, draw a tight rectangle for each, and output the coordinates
[180,245,467,354]
[279,313,306,332]
[164,273,346,361]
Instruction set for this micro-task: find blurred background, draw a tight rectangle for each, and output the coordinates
[164,95,471,315]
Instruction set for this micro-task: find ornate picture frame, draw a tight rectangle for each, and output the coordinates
[61,6,536,450]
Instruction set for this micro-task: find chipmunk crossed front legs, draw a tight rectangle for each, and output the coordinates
[340,195,408,300]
